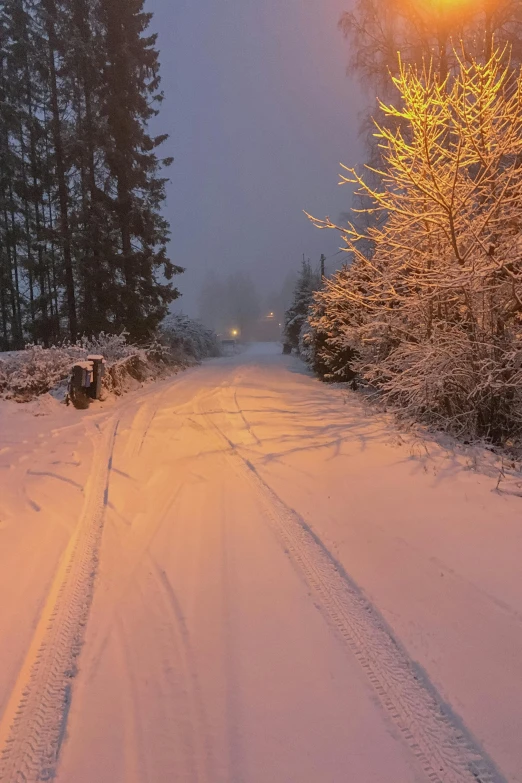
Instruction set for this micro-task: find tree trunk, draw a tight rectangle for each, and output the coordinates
[43,0,78,339]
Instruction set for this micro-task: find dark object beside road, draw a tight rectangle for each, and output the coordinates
[67,355,106,409]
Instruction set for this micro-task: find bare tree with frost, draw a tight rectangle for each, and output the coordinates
[308,48,522,443]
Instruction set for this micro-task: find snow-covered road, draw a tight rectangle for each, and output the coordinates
[1,343,521,782]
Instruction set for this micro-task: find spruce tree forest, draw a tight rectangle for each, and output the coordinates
[0,0,181,350]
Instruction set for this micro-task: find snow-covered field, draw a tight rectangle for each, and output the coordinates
[0,343,521,782]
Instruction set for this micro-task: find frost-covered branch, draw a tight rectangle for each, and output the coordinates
[306,47,522,444]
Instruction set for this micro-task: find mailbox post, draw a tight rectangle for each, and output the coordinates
[87,355,105,400]
[67,355,106,408]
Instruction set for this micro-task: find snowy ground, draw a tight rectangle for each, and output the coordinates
[0,343,521,782]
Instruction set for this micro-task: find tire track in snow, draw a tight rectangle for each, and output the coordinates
[232,389,261,446]
[149,558,215,783]
[201,390,507,783]
[122,401,156,462]
[0,416,118,783]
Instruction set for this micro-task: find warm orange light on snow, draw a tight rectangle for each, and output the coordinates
[436,0,466,7]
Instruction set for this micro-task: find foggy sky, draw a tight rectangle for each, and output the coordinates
[146,0,365,319]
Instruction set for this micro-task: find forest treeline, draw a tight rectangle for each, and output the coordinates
[0,0,180,350]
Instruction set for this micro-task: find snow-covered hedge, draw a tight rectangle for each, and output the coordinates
[160,313,220,361]
[0,346,76,399]
[0,334,173,402]
[0,318,220,402]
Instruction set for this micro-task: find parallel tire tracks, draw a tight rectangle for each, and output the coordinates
[203,389,507,783]
[0,416,118,782]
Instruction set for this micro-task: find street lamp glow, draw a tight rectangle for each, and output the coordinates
[231,329,238,337]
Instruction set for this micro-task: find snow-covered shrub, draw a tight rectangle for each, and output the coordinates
[0,319,219,402]
[361,327,522,439]
[160,313,220,361]
[103,354,155,396]
[307,49,522,444]
[77,332,137,362]
[0,332,179,401]
[144,338,174,365]
[0,345,81,400]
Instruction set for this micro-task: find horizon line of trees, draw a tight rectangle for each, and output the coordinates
[0,0,181,351]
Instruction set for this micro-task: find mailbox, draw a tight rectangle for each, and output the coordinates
[68,356,105,408]
[68,361,93,408]
[86,355,105,400]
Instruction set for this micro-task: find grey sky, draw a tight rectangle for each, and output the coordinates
[147,0,365,318]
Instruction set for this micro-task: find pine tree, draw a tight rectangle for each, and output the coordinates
[65,0,110,334]
[283,260,321,352]
[40,0,78,337]
[98,0,181,339]
[305,265,360,381]
[0,0,180,348]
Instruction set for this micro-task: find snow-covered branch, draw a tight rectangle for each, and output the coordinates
[306,48,522,444]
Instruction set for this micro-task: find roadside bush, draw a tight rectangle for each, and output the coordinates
[0,346,81,400]
[0,333,172,401]
[160,313,220,361]
[0,319,221,402]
